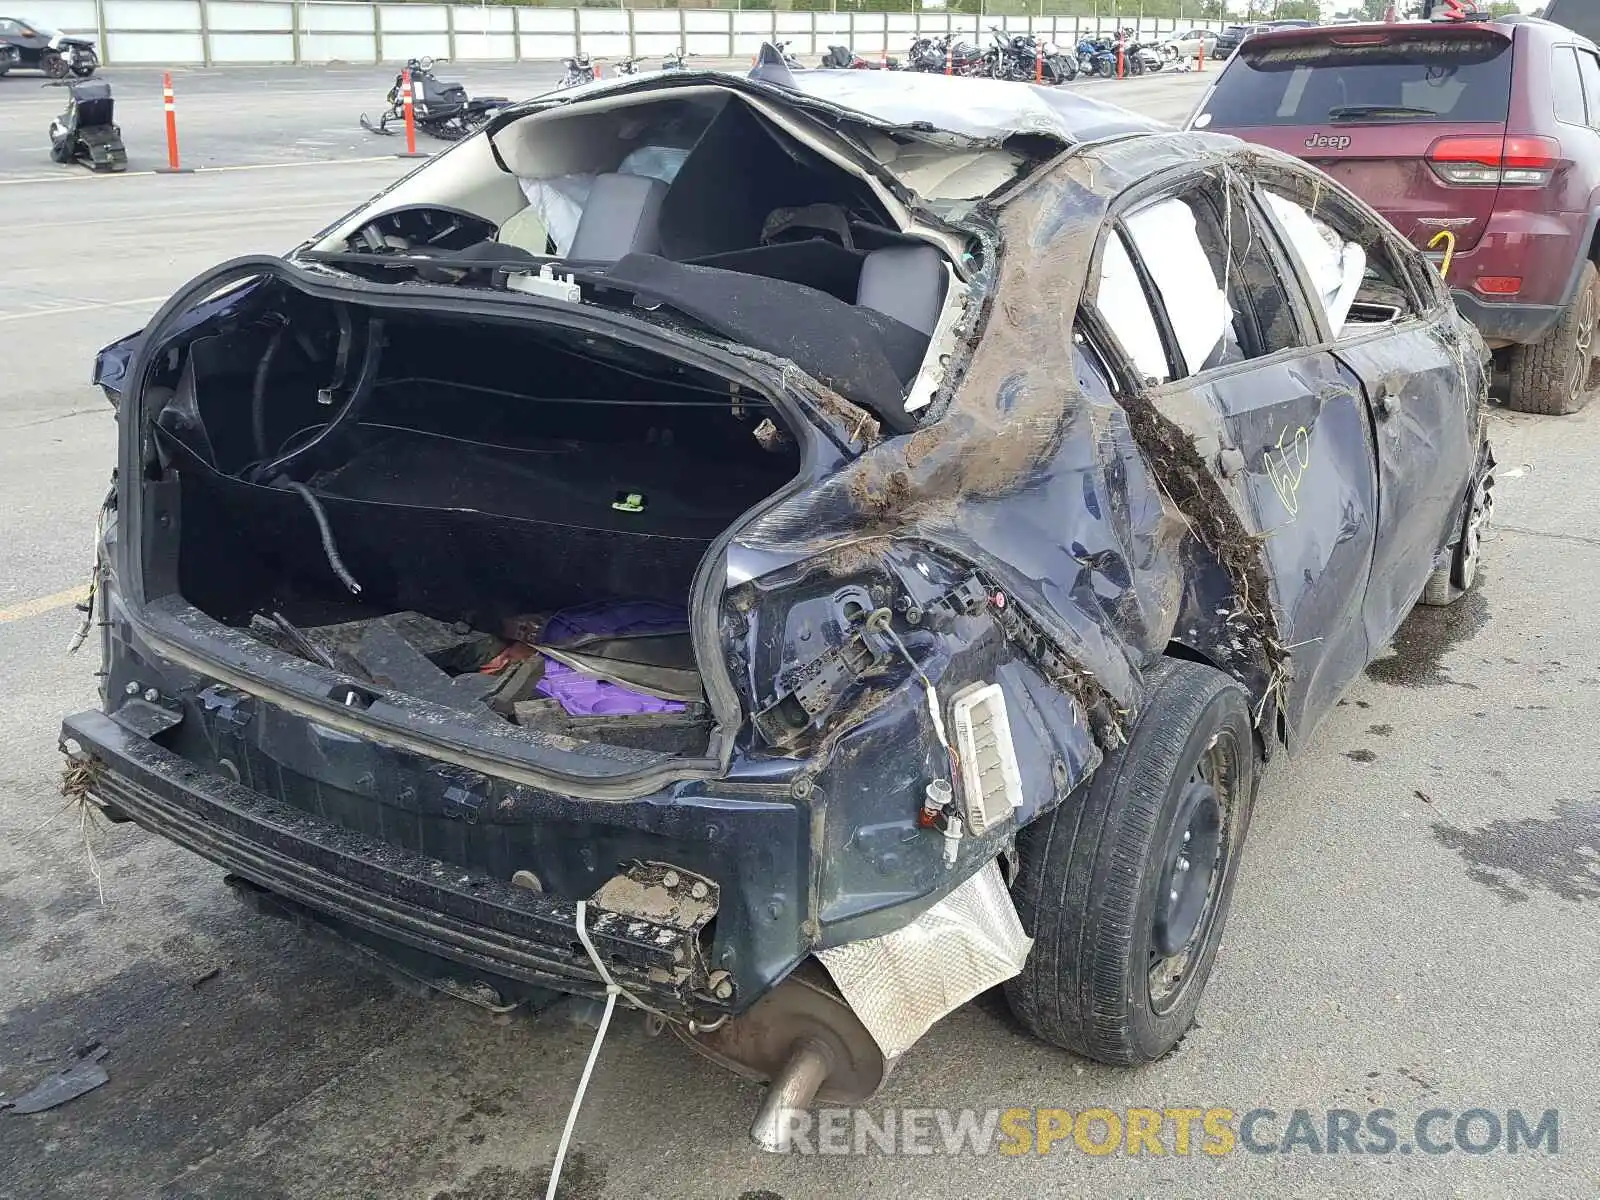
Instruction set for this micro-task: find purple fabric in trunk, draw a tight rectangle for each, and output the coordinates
[535,659,687,716]
[534,599,690,716]
[542,599,688,646]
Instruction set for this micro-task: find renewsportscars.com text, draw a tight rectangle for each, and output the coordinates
[771,1106,1560,1158]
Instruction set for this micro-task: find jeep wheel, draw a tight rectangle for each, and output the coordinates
[1003,659,1256,1065]
[1506,261,1598,415]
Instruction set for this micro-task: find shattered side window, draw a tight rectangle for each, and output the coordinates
[1121,184,1305,377]
[1260,188,1414,339]
[1260,188,1417,337]
[1088,228,1177,385]
[1125,197,1237,377]
[1094,231,1171,386]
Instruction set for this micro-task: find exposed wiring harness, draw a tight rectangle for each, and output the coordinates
[282,480,361,596]
[866,606,962,788]
[247,315,385,484]
[249,321,287,461]
[242,311,384,598]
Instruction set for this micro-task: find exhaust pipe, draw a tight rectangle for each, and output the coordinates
[672,960,889,1151]
[748,1037,836,1152]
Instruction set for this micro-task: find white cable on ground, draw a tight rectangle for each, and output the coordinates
[547,899,619,1200]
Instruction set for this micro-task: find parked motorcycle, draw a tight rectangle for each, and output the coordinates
[662,46,688,71]
[819,44,898,70]
[905,34,985,75]
[1121,31,1163,75]
[611,54,644,76]
[1076,37,1116,78]
[360,57,509,140]
[47,78,125,172]
[984,26,1073,84]
[772,40,805,69]
[556,52,596,89]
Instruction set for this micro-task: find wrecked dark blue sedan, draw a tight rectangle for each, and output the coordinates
[63,53,1493,1145]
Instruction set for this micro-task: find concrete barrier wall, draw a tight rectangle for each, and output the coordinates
[20,0,1227,66]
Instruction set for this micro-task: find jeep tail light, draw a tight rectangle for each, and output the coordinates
[1474,276,1522,295]
[1427,134,1561,186]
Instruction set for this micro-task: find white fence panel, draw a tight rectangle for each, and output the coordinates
[103,0,199,30]
[455,33,516,61]
[21,0,97,36]
[732,13,773,57]
[886,11,917,55]
[850,12,887,54]
[377,3,444,32]
[299,32,374,61]
[575,6,626,56]
[302,1,373,32]
[210,30,293,60]
[517,6,574,59]
[208,0,288,29]
[813,12,849,38]
[632,8,678,56]
[520,32,575,58]
[683,9,729,57]
[774,11,811,55]
[107,29,204,60]
[376,2,444,59]
[452,7,517,62]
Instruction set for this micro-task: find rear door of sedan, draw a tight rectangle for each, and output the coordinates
[1084,165,1381,743]
[1253,163,1477,645]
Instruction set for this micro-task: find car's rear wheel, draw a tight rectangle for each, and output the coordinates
[1004,658,1256,1065]
[1506,260,1598,415]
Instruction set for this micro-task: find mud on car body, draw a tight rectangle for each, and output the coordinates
[63,49,1492,1143]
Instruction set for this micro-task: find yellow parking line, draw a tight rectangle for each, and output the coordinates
[0,587,85,624]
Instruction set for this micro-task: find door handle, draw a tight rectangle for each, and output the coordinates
[1373,382,1398,419]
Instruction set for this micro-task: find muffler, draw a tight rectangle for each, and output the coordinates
[674,959,888,1151]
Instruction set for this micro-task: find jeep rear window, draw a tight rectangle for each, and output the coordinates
[1200,34,1512,127]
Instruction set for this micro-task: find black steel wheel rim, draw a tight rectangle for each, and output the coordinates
[1148,731,1235,1014]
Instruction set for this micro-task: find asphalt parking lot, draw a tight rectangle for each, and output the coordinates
[2,62,1597,1200]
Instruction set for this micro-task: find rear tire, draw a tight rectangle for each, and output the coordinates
[1004,658,1257,1065]
[1505,260,1598,415]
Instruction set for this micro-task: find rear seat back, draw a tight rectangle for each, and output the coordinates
[569,172,668,261]
[856,244,948,336]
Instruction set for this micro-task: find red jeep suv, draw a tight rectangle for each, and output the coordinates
[1191,14,1600,414]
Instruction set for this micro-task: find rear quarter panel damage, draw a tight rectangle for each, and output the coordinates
[722,131,1483,942]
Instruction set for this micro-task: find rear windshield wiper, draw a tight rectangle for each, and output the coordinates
[1326,104,1440,122]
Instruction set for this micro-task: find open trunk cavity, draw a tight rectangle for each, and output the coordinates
[145,285,803,755]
